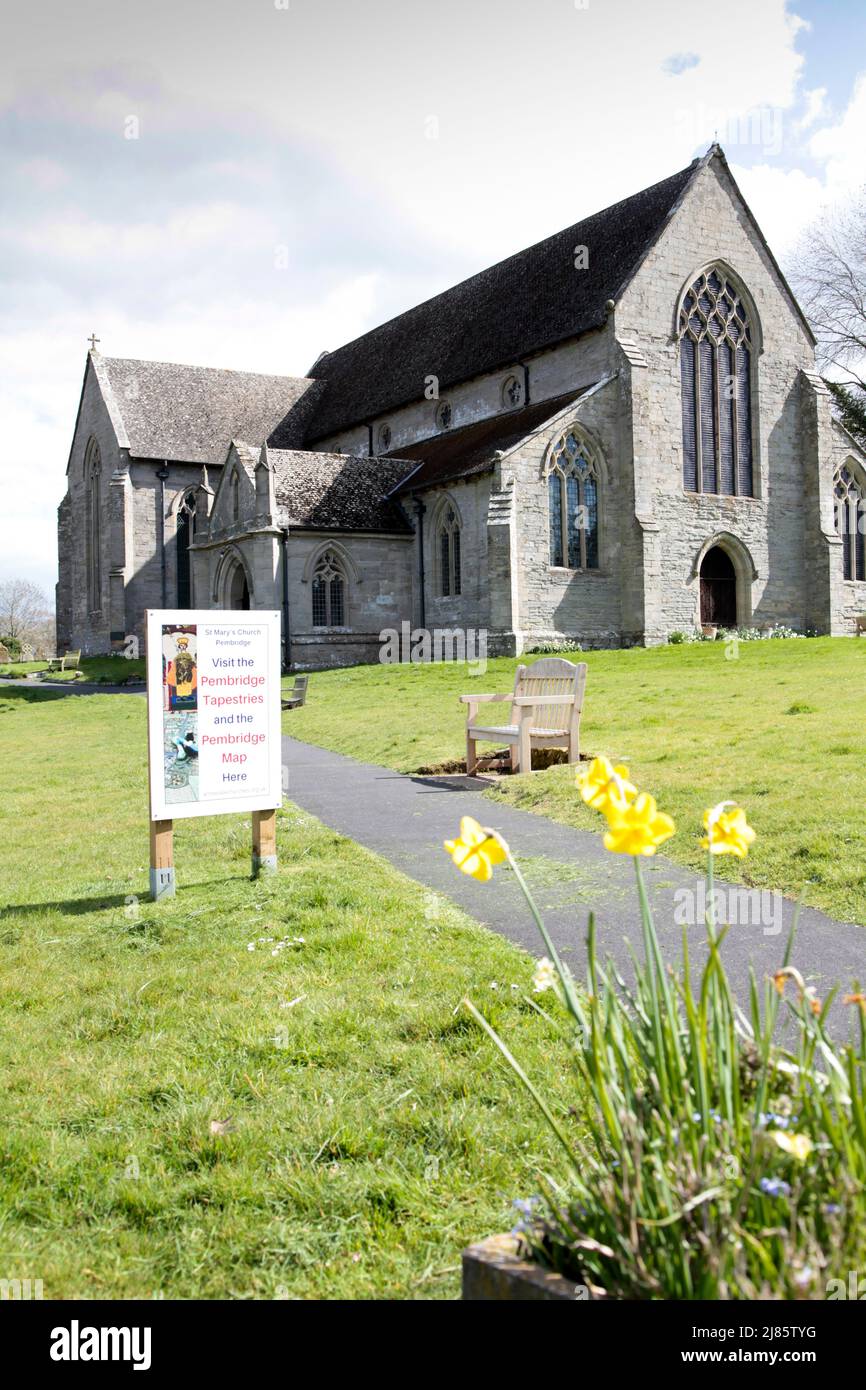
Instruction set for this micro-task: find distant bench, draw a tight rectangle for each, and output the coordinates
[46,650,81,672]
[281,675,308,710]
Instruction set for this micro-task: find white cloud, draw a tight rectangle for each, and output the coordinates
[796,86,828,132]
[808,74,866,199]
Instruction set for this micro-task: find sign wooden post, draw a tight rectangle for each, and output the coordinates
[150,818,176,900]
[252,808,278,878]
[145,610,283,900]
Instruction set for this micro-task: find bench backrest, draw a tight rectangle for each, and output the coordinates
[512,657,587,730]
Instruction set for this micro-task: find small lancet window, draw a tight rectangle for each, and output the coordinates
[311,550,346,626]
[438,506,461,597]
[176,492,196,607]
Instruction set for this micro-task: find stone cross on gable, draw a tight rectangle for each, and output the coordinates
[88,333,100,351]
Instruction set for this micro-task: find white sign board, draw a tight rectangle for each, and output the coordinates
[146,610,283,822]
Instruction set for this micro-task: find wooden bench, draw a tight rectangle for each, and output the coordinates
[46,649,81,672]
[281,675,309,710]
[461,656,588,776]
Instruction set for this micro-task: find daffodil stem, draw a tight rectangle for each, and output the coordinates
[498,839,582,1019]
[463,996,578,1171]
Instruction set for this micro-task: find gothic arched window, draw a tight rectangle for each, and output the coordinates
[438,505,461,597]
[547,430,600,570]
[84,438,102,612]
[311,550,346,627]
[176,491,196,607]
[834,465,866,581]
[679,268,754,497]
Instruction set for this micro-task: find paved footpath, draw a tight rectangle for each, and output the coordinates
[283,734,865,1040]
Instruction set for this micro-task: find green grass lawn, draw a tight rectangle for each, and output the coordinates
[0,656,146,683]
[284,638,866,925]
[0,687,579,1300]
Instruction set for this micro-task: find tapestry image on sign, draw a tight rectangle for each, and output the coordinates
[162,625,200,805]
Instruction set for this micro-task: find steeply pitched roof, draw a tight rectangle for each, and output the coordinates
[92,353,318,464]
[305,159,699,441]
[270,450,416,533]
[387,389,591,492]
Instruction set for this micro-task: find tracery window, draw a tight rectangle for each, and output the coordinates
[85,438,102,612]
[438,505,461,597]
[547,431,600,570]
[679,268,754,497]
[311,550,346,626]
[834,465,866,581]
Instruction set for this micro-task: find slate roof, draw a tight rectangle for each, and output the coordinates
[304,159,699,441]
[387,389,591,493]
[93,354,318,464]
[270,450,417,533]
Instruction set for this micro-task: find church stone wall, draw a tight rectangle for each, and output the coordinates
[124,461,213,652]
[507,375,630,648]
[416,475,493,638]
[314,333,611,461]
[63,365,123,654]
[285,532,414,670]
[616,160,818,639]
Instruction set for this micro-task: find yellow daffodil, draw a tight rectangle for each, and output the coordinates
[576,756,636,817]
[771,1130,813,1162]
[602,792,676,857]
[444,816,507,882]
[701,802,756,857]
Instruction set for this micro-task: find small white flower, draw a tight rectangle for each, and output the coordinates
[247,943,256,952]
[490,982,499,990]
[532,957,559,994]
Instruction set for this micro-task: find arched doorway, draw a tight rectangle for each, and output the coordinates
[699,546,736,627]
[228,564,250,610]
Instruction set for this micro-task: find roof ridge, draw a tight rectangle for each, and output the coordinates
[100,353,309,382]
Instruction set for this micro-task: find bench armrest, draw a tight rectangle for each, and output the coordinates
[459,693,512,704]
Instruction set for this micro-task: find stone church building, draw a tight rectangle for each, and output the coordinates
[57,145,866,668]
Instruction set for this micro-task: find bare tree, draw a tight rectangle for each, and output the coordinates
[0,579,53,645]
[790,187,866,449]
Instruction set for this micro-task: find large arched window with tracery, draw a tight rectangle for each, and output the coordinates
[311,550,346,627]
[679,268,754,497]
[547,430,600,570]
[84,438,102,612]
[437,504,461,597]
[834,465,866,581]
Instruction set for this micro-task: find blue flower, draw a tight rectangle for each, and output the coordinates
[758,1111,790,1129]
[823,1202,842,1216]
[759,1176,791,1199]
[511,1195,540,1219]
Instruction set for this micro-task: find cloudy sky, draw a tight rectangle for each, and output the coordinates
[2,0,865,597]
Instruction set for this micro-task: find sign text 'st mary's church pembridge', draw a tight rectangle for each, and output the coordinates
[57,146,866,666]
